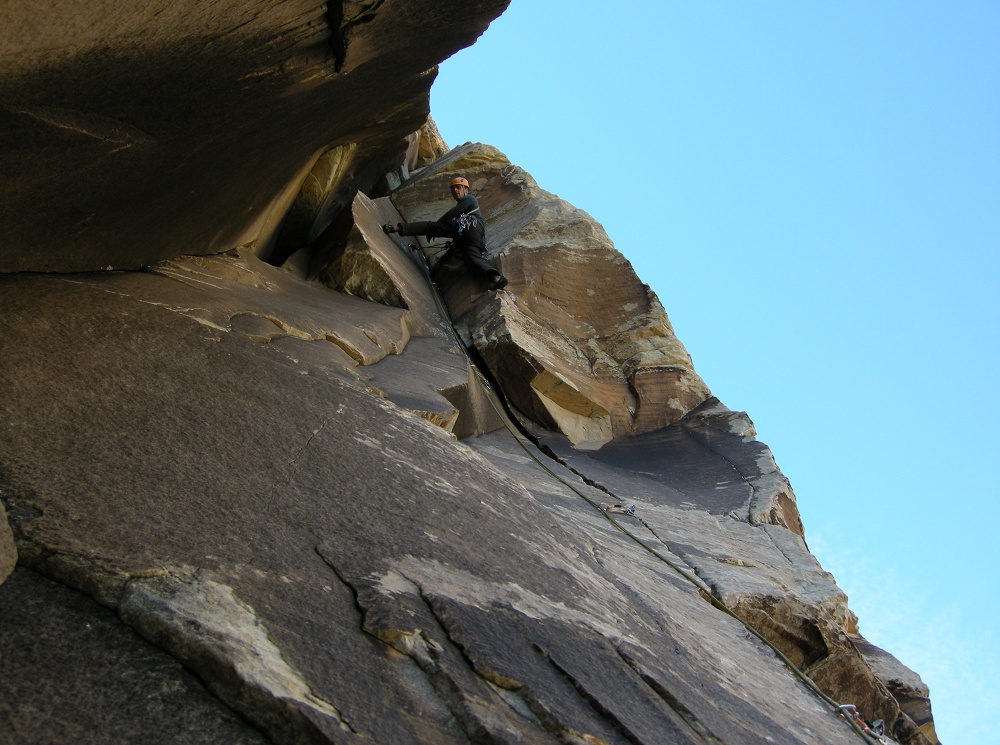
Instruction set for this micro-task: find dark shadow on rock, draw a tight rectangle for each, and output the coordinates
[0,568,270,745]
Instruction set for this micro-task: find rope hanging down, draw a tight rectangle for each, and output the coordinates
[386,232,889,745]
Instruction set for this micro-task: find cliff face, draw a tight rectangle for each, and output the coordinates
[0,0,508,272]
[0,3,937,745]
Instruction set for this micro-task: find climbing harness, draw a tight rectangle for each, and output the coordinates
[385,230,890,745]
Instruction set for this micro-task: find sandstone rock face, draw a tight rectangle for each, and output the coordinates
[413,117,451,168]
[0,3,938,743]
[854,635,939,745]
[1,179,934,743]
[0,0,509,272]
[391,143,712,448]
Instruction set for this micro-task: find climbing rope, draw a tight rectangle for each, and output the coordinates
[386,231,888,745]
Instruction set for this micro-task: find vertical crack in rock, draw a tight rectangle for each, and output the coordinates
[317,548,601,744]
[325,1,387,73]
[413,590,614,745]
[325,2,348,71]
[615,648,725,745]
[533,643,671,745]
[504,446,709,596]
[629,518,714,596]
[286,413,338,472]
[315,551,521,744]
[411,585,539,736]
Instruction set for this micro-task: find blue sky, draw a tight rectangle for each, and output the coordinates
[429,3,1000,743]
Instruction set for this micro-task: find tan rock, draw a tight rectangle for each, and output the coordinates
[853,634,940,745]
[268,143,363,265]
[146,249,409,365]
[391,143,711,447]
[413,117,450,169]
[0,501,16,585]
[312,192,442,338]
[305,191,505,437]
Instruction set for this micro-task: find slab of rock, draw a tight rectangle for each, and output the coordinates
[0,270,492,743]
[508,409,931,745]
[0,260,921,745]
[579,397,805,534]
[308,192,445,338]
[0,568,270,745]
[297,190,504,437]
[390,143,711,448]
[146,249,412,365]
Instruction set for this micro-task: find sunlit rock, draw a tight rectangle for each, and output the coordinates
[854,635,940,745]
[391,143,711,447]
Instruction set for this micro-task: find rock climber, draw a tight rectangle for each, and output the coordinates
[384,176,508,291]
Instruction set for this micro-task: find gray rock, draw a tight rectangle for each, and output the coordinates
[0,162,938,745]
[0,262,891,745]
[0,568,269,745]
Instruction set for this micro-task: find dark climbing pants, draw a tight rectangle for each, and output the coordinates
[398,219,495,280]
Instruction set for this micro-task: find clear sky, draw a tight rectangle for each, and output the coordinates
[429,3,1000,743]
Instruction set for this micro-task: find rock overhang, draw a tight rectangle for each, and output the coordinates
[0,0,511,273]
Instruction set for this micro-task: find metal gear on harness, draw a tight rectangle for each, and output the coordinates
[455,212,479,236]
[837,706,887,743]
[599,502,636,517]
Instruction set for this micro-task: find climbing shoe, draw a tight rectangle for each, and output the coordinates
[490,275,509,291]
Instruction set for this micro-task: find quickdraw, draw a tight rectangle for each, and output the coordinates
[838,705,887,743]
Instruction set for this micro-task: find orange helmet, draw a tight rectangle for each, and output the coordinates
[450,177,470,189]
